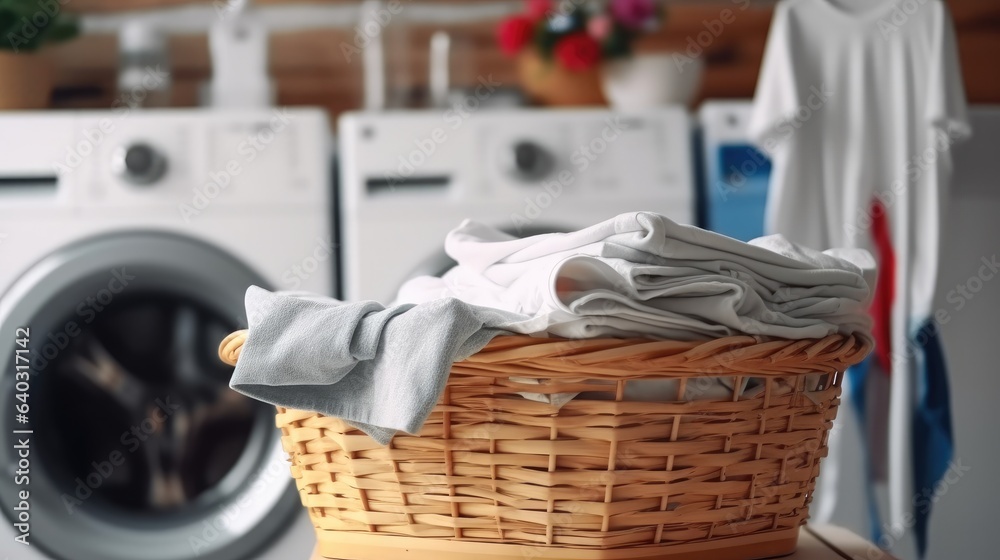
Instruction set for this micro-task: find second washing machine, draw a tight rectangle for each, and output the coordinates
[338,108,696,303]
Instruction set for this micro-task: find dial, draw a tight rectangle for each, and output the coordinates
[507,140,554,181]
[113,142,168,185]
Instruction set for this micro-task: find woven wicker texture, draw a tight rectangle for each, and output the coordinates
[219,331,870,559]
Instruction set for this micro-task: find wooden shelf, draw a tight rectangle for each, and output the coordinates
[38,0,1000,118]
[305,525,900,560]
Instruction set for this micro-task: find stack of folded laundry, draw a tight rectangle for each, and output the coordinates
[229,212,874,445]
[399,212,874,340]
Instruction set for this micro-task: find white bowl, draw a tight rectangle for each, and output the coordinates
[601,53,704,109]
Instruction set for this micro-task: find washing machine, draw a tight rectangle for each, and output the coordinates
[338,108,695,303]
[0,109,332,559]
[697,101,773,242]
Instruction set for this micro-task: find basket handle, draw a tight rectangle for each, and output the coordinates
[219,330,248,366]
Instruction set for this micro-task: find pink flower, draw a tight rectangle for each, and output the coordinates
[587,14,612,41]
[526,0,552,22]
[610,0,657,30]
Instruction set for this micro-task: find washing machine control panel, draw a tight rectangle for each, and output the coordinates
[0,109,331,212]
[341,109,693,203]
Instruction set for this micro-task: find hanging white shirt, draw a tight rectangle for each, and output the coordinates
[749,0,969,318]
[748,0,970,551]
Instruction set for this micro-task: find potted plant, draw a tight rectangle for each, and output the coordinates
[497,0,663,107]
[0,0,79,109]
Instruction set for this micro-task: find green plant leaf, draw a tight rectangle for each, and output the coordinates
[0,11,22,40]
[564,7,588,34]
[41,17,78,44]
[534,22,558,59]
[0,0,78,52]
[602,25,633,59]
[0,0,37,20]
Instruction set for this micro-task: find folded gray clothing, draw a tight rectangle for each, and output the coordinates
[230,286,524,445]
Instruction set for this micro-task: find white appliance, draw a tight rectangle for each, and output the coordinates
[339,108,695,303]
[697,101,772,242]
[0,109,332,560]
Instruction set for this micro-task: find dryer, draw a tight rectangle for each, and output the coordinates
[0,109,332,560]
[338,108,695,303]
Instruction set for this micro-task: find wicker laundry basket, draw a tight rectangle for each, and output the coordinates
[219,331,870,560]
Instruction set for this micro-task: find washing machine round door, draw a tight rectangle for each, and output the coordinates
[0,232,300,560]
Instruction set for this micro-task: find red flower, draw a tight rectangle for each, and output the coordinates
[526,0,553,21]
[497,16,534,56]
[554,32,601,72]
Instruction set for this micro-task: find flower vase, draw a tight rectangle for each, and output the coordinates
[517,49,607,107]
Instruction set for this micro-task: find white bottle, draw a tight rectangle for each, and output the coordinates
[117,20,172,108]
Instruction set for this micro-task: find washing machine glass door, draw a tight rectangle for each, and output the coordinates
[0,232,300,560]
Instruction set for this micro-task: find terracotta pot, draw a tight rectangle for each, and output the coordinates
[0,51,54,110]
[516,49,606,107]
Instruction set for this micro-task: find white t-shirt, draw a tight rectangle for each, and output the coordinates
[748,0,969,543]
[749,0,969,320]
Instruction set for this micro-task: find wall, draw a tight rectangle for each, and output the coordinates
[927,107,1000,560]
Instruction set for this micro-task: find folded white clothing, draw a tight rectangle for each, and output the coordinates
[394,212,873,407]
[397,212,875,343]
